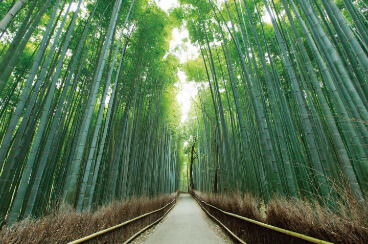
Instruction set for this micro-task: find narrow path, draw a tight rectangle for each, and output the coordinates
[141,193,231,244]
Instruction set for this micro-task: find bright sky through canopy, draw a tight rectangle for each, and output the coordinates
[155,0,199,123]
[155,0,178,12]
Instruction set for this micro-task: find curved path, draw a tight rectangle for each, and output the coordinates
[142,193,230,244]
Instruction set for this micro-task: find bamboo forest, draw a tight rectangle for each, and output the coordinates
[1,0,368,243]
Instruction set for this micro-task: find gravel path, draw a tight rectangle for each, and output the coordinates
[132,193,233,244]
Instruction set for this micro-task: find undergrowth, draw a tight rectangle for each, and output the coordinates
[192,190,368,243]
[0,193,176,243]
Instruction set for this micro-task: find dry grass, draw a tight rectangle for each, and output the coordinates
[192,190,368,243]
[0,194,176,244]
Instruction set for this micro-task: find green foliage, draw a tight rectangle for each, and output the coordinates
[182,57,207,82]
[1,0,368,224]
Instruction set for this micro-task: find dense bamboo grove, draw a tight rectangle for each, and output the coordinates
[183,0,368,205]
[1,0,368,230]
[0,0,181,224]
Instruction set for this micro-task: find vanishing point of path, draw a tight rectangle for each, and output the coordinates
[141,193,232,244]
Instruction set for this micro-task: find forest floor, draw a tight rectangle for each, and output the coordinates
[131,193,233,244]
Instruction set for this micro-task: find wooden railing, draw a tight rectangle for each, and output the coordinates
[69,197,176,244]
[192,194,333,244]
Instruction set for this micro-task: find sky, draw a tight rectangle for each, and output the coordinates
[153,0,272,123]
[155,0,199,123]
[156,0,178,12]
[170,27,200,122]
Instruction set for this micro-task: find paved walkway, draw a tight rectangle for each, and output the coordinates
[143,193,228,244]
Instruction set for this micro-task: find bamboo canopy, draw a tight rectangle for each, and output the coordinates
[0,0,367,224]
